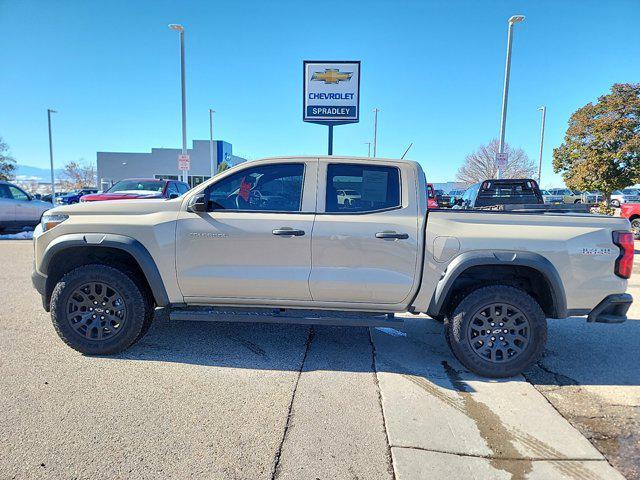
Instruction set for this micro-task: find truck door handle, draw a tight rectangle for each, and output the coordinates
[272,228,305,237]
[375,231,409,240]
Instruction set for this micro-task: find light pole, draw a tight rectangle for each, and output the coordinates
[373,108,379,158]
[365,142,371,157]
[169,24,188,184]
[497,14,525,178]
[537,106,546,185]
[47,109,57,200]
[209,109,215,178]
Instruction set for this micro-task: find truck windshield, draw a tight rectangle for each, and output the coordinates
[108,180,164,193]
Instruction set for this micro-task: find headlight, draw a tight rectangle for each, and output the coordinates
[41,213,69,232]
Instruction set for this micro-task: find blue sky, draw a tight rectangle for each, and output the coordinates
[1,0,639,186]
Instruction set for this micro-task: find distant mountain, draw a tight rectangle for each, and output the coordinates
[14,165,65,181]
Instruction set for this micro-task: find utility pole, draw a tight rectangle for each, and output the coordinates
[169,24,188,184]
[209,109,215,178]
[497,15,525,179]
[47,109,57,200]
[373,108,379,157]
[537,106,547,185]
[365,142,371,157]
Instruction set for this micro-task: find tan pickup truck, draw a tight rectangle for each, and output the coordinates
[31,156,634,377]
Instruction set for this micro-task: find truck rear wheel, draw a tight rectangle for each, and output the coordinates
[50,264,148,355]
[445,285,547,378]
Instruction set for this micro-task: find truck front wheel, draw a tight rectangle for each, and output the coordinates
[50,264,148,355]
[445,285,547,378]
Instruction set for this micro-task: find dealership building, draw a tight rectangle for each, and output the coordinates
[96,140,246,190]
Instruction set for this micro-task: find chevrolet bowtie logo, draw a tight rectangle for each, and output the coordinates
[311,69,352,84]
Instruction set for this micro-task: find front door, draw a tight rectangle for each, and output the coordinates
[309,161,420,305]
[176,161,316,302]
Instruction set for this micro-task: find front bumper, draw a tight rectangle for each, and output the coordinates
[31,266,49,311]
[587,294,632,324]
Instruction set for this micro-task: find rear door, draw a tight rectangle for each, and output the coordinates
[175,160,317,302]
[309,160,420,305]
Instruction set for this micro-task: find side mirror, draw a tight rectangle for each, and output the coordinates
[187,194,207,213]
[169,193,179,199]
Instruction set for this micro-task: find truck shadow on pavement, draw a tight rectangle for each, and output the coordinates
[107,314,640,389]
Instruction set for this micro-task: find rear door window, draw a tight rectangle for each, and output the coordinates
[326,164,400,213]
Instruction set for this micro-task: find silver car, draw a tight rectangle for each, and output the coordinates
[0,181,51,232]
[611,188,640,207]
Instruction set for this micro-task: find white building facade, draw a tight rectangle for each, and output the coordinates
[97,140,245,190]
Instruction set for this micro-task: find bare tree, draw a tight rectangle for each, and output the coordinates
[456,139,536,185]
[61,160,97,190]
[0,136,17,181]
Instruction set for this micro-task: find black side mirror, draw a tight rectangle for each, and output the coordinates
[169,193,179,199]
[187,194,207,213]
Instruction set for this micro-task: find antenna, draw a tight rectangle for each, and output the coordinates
[401,142,413,160]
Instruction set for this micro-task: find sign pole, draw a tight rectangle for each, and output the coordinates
[328,125,333,155]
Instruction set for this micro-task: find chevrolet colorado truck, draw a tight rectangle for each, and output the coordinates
[31,156,634,377]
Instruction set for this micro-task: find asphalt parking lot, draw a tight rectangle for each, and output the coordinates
[1,241,638,479]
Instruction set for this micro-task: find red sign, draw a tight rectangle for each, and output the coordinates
[178,154,190,171]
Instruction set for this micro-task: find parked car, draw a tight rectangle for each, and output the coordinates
[580,191,604,205]
[434,189,452,208]
[427,183,438,209]
[611,189,640,207]
[41,191,69,203]
[540,189,564,205]
[336,189,361,206]
[55,188,99,205]
[618,203,640,239]
[0,181,51,232]
[32,156,633,378]
[547,188,583,204]
[448,189,465,204]
[80,178,189,202]
[455,179,544,209]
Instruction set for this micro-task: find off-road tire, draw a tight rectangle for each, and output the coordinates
[445,285,547,378]
[631,218,640,240]
[50,264,148,355]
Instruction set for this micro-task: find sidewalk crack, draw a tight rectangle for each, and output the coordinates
[270,326,315,480]
[369,328,397,480]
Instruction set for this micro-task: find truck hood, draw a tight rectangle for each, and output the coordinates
[81,191,162,201]
[47,198,182,216]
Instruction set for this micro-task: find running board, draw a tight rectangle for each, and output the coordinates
[169,307,404,328]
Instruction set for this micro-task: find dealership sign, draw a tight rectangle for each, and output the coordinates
[303,61,360,125]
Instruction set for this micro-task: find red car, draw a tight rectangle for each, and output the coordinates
[619,203,640,239]
[427,183,439,209]
[80,178,190,202]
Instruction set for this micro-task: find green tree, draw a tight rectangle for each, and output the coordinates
[216,161,230,174]
[553,83,640,206]
[0,136,17,181]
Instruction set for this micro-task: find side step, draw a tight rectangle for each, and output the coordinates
[169,307,404,328]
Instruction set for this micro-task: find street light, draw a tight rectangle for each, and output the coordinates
[373,108,379,158]
[537,106,547,185]
[209,109,215,178]
[497,14,525,178]
[47,109,57,200]
[168,24,188,184]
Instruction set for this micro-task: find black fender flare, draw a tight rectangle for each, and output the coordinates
[41,233,170,307]
[427,250,567,319]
